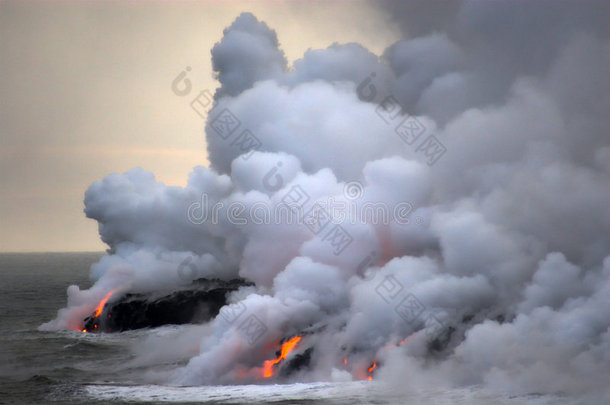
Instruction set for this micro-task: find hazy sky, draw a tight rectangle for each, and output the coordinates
[0,0,400,252]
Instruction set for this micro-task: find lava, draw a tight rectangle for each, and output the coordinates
[93,290,116,318]
[367,361,377,380]
[76,289,117,333]
[262,336,302,378]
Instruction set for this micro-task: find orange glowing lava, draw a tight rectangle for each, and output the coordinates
[262,336,302,378]
[343,358,347,365]
[76,289,118,333]
[367,361,377,380]
[93,290,116,318]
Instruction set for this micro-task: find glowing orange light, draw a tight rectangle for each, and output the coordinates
[343,358,347,365]
[262,336,302,378]
[82,329,87,333]
[93,290,116,318]
[366,361,377,380]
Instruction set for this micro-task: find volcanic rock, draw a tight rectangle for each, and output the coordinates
[82,278,252,332]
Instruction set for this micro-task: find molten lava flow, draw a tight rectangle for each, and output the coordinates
[367,361,377,380]
[93,290,116,318]
[76,289,118,333]
[262,336,302,378]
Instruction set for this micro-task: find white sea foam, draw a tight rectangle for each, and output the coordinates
[84,382,579,404]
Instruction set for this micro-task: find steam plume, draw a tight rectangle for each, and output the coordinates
[43,2,610,399]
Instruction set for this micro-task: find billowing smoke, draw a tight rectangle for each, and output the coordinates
[42,1,610,400]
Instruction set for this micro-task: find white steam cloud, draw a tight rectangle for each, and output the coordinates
[43,1,610,400]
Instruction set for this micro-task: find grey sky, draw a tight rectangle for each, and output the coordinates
[0,0,399,252]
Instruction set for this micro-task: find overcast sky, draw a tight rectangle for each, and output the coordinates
[0,0,400,252]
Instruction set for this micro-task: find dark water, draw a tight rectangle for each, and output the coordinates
[0,252,106,404]
[0,253,578,405]
[0,253,393,405]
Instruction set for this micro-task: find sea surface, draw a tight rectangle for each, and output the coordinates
[0,253,591,404]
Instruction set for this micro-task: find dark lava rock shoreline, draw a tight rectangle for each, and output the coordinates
[82,278,253,332]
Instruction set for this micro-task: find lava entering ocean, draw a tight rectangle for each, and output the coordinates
[78,289,117,332]
[93,290,115,318]
[262,336,302,378]
[40,4,610,399]
[367,362,377,381]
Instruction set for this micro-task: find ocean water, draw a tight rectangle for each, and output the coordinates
[0,253,587,404]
